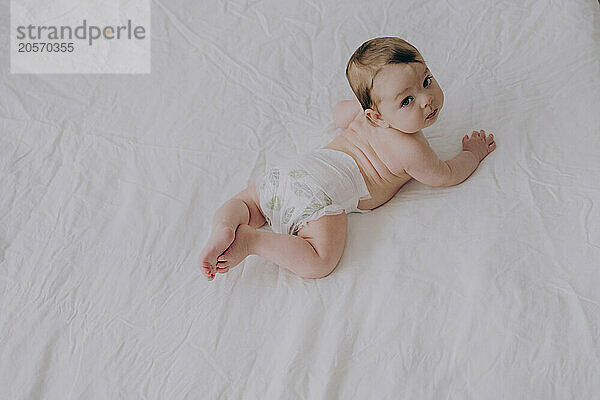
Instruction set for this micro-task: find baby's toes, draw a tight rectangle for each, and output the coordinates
[199,251,217,273]
[203,270,215,280]
[216,265,230,274]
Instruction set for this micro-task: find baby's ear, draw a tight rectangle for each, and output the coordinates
[365,109,389,128]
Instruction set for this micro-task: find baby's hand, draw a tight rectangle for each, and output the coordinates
[462,130,496,162]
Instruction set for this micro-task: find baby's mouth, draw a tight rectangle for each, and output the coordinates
[426,108,438,120]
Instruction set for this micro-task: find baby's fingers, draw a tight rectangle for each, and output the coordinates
[486,134,494,144]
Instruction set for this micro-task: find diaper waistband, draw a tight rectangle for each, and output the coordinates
[311,148,371,200]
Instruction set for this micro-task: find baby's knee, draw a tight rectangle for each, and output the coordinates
[302,258,340,279]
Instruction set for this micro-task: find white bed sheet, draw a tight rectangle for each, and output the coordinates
[1,0,600,398]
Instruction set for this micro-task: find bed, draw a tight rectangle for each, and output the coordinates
[1,0,599,398]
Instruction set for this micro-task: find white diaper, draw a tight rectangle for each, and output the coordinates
[257,148,372,236]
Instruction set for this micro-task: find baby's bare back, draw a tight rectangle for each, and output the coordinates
[322,113,415,211]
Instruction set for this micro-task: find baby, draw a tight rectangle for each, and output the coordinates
[199,36,496,280]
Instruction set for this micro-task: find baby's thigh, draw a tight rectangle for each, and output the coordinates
[297,212,348,268]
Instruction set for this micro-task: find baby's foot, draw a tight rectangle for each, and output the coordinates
[211,224,254,278]
[198,225,236,281]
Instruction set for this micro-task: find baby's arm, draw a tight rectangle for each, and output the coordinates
[396,130,496,187]
[332,99,363,129]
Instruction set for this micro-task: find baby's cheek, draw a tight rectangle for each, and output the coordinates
[395,119,421,134]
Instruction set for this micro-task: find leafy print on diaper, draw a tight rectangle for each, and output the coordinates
[321,192,333,206]
[282,207,295,224]
[292,181,313,199]
[267,168,280,186]
[302,199,326,216]
[265,196,282,211]
[300,189,334,218]
[289,168,308,179]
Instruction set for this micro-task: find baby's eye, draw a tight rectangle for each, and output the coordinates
[400,96,414,108]
[423,75,433,88]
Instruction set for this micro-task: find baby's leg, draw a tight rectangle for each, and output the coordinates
[199,183,265,280]
[226,212,347,279]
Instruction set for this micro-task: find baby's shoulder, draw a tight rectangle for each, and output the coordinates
[372,130,428,176]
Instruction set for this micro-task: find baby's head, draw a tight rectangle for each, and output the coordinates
[346,37,444,133]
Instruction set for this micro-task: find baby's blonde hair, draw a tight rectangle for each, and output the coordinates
[346,37,424,125]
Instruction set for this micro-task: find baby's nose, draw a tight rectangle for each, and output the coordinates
[420,94,433,108]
